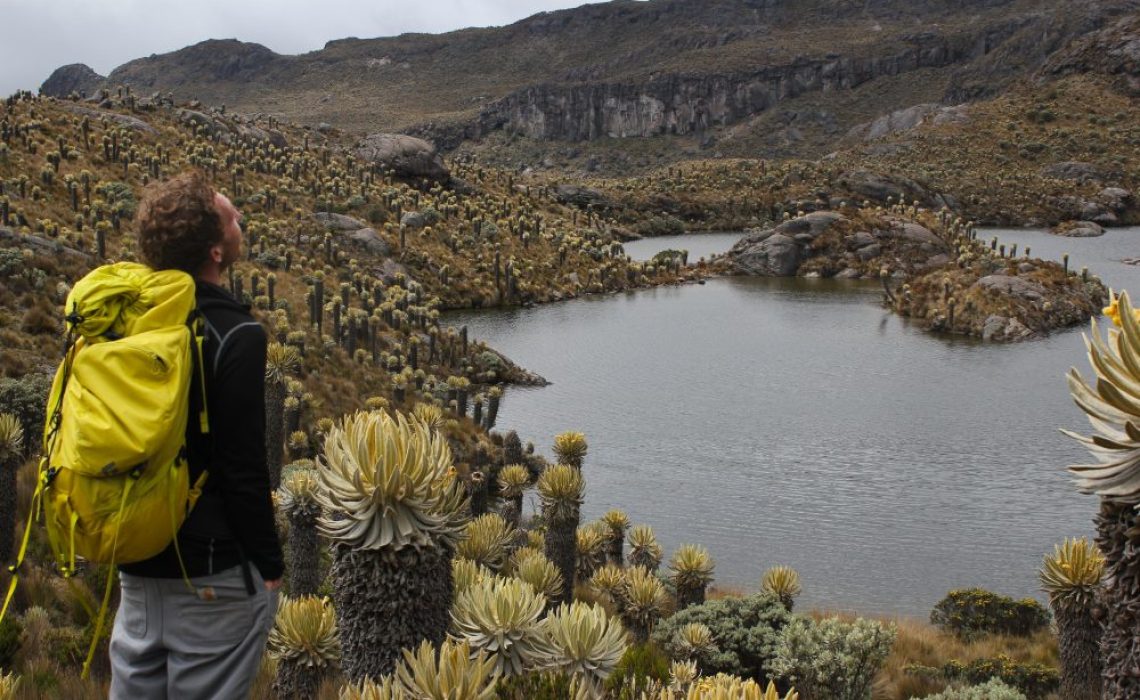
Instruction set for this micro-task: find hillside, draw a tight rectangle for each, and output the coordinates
[38,0,1140,170]
[0,91,704,441]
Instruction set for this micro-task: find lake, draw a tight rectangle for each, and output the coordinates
[450,226,1138,617]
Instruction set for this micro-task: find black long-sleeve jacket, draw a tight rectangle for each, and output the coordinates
[120,281,284,581]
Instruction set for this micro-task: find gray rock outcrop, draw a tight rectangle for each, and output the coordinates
[1041,161,1105,183]
[845,103,969,142]
[835,169,956,210]
[63,105,156,133]
[727,212,845,276]
[40,63,105,98]
[348,228,392,255]
[972,275,1047,302]
[1054,221,1105,237]
[315,212,368,231]
[354,134,449,182]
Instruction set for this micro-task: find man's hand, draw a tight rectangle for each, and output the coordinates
[265,578,283,591]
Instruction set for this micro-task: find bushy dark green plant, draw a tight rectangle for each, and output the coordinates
[651,592,791,682]
[604,642,670,694]
[930,588,1050,639]
[0,615,22,668]
[635,215,685,237]
[906,656,1059,700]
[94,180,136,217]
[494,671,574,699]
[0,373,52,456]
[767,616,896,700]
[945,657,1058,699]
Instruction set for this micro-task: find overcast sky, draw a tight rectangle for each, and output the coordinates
[0,0,611,96]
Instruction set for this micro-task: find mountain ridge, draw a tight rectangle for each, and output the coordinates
[38,0,1140,169]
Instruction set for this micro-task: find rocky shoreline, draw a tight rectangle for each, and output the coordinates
[721,209,1108,341]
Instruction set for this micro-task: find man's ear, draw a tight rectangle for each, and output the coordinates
[210,244,223,263]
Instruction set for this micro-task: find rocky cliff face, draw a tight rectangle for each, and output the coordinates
[472,36,979,142]
[37,0,1140,157]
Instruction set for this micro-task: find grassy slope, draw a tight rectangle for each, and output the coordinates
[569,75,1139,229]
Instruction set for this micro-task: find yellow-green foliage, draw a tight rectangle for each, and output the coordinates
[1039,537,1104,608]
[453,557,493,596]
[395,639,499,700]
[552,431,588,468]
[0,413,23,461]
[497,464,531,498]
[669,545,715,589]
[456,513,516,572]
[760,566,802,600]
[267,595,340,667]
[536,464,585,519]
[511,549,564,601]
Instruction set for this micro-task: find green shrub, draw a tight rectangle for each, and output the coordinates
[930,588,1050,639]
[0,615,21,668]
[605,642,670,695]
[920,678,1028,700]
[494,671,573,699]
[0,373,52,456]
[94,181,137,218]
[906,656,1059,700]
[635,215,685,237]
[943,656,1058,699]
[652,592,791,682]
[766,616,896,700]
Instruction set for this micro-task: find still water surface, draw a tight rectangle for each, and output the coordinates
[452,227,1138,617]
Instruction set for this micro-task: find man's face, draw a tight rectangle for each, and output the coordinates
[213,192,243,271]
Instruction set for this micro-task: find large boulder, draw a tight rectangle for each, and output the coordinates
[1040,161,1105,183]
[835,169,953,210]
[63,104,155,134]
[1053,220,1105,237]
[845,103,969,142]
[348,228,392,256]
[732,233,801,276]
[314,212,368,231]
[972,275,1046,302]
[554,184,611,209]
[354,133,449,182]
[727,212,846,276]
[1100,187,1133,213]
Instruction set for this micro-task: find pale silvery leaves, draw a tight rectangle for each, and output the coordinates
[542,601,627,699]
[768,616,895,700]
[1063,291,1140,504]
[450,576,554,677]
[315,411,468,551]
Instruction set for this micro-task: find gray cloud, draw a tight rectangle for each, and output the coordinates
[0,0,607,95]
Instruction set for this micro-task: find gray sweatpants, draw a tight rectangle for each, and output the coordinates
[109,566,278,700]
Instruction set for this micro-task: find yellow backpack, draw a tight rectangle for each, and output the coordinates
[2,262,210,676]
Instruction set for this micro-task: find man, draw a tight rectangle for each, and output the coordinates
[111,171,283,699]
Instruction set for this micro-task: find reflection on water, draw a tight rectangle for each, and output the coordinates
[449,228,1137,616]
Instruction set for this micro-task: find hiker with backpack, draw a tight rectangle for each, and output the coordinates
[103,171,284,698]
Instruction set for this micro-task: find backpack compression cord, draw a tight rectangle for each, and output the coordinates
[0,263,210,679]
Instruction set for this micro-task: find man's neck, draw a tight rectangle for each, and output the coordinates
[198,263,222,286]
